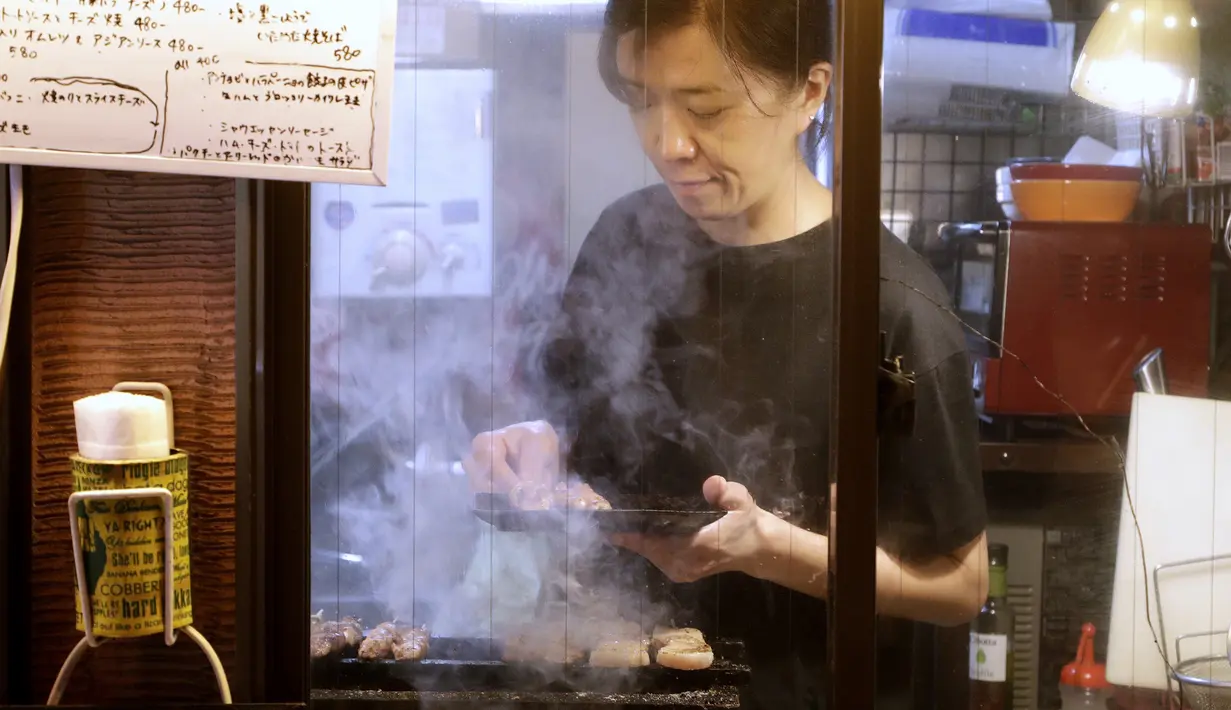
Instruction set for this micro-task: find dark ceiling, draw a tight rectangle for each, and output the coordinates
[1052,0,1230,23]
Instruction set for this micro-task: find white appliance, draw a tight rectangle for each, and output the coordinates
[311,68,494,298]
[1106,393,1231,691]
[882,8,1075,127]
[884,0,1052,20]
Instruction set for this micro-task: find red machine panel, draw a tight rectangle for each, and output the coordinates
[983,222,1211,417]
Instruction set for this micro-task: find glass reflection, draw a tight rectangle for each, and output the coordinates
[308,0,1002,706]
[886,1,1231,709]
[310,0,866,705]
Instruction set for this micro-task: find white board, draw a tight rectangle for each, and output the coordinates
[0,0,397,185]
[1106,393,1231,690]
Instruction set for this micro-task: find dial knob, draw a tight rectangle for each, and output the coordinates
[439,242,466,274]
[371,228,434,292]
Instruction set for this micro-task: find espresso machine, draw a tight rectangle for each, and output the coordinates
[928,220,1211,418]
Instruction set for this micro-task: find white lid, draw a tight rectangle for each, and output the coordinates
[74,391,171,461]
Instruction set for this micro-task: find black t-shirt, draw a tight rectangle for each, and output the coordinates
[541,185,986,709]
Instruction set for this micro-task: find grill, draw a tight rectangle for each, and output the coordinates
[311,471,756,709]
[313,636,750,708]
[314,688,741,708]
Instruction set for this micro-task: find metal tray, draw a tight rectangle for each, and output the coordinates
[471,493,724,535]
[313,637,750,694]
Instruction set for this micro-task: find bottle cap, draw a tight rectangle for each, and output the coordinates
[1061,623,1110,689]
[988,542,1009,567]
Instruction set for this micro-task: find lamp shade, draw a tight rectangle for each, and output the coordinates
[1071,0,1201,118]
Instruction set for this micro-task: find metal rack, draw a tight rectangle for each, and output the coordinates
[1153,553,1231,709]
[881,101,1116,243]
[1188,183,1231,260]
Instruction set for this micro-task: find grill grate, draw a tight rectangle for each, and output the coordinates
[313,687,743,708]
[314,637,751,696]
[1058,253,1171,303]
[1138,254,1168,301]
[1059,254,1090,301]
[1057,254,1131,302]
[1095,255,1129,302]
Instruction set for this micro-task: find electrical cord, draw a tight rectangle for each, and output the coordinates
[1,163,22,373]
[46,625,231,705]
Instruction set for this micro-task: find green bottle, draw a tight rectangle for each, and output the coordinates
[970,543,1013,710]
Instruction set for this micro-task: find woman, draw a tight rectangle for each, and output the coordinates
[465,0,989,706]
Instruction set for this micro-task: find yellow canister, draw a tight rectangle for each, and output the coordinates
[71,452,193,638]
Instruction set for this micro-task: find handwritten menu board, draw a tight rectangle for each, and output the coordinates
[0,0,397,185]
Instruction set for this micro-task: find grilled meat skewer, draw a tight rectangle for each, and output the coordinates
[309,616,363,660]
[358,622,431,662]
[393,627,431,661]
[508,480,612,511]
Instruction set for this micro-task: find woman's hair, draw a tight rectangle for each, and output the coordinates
[598,0,834,153]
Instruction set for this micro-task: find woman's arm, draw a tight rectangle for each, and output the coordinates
[614,476,988,627]
[746,339,989,625]
[752,512,988,626]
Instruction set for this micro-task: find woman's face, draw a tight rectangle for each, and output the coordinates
[615,24,829,222]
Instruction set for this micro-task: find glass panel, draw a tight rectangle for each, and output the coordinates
[880,0,1231,708]
[308,0,851,707]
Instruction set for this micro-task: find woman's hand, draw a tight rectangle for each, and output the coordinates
[610,475,784,583]
[462,421,561,495]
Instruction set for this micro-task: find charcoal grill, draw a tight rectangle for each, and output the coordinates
[313,688,741,709]
[313,636,749,709]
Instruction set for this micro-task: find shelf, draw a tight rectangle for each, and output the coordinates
[980,441,1123,476]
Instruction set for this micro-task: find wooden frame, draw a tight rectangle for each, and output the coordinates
[828,0,885,707]
[1,161,8,704]
[245,180,313,706]
[1,164,34,705]
[236,178,314,706]
[235,178,260,702]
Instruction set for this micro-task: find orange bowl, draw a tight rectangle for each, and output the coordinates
[1009,179,1141,222]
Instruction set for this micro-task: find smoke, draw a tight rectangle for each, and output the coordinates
[310,225,686,642]
[308,8,805,688]
[310,242,579,638]
[309,198,806,654]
